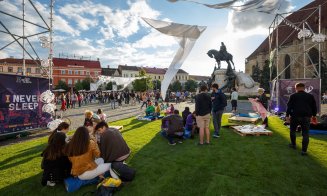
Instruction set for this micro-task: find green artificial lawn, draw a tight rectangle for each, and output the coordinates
[0,115,327,195]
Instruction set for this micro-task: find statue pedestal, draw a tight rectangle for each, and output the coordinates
[213,69,260,96]
[213,69,227,89]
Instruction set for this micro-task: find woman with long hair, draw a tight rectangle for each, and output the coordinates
[41,132,72,186]
[66,126,110,180]
[48,122,70,143]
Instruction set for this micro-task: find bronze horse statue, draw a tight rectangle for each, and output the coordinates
[207,49,235,70]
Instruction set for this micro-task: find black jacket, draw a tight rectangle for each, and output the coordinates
[41,156,72,185]
[258,93,268,109]
[286,91,317,118]
[195,92,212,116]
[211,91,226,112]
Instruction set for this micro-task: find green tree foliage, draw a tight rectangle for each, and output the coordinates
[152,80,161,90]
[106,82,113,90]
[74,81,84,91]
[251,63,261,82]
[132,68,152,91]
[55,80,68,91]
[184,79,198,92]
[171,80,182,92]
[81,77,93,90]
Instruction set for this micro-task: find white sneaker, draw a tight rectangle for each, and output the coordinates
[47,181,56,187]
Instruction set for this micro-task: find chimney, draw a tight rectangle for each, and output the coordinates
[107,65,110,68]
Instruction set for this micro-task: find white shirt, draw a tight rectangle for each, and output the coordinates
[231,91,238,100]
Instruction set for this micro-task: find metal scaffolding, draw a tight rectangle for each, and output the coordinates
[0,0,54,89]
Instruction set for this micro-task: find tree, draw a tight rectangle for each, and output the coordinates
[251,63,261,82]
[184,79,198,92]
[152,80,161,91]
[81,77,93,90]
[74,81,84,91]
[171,80,182,92]
[132,68,152,91]
[106,82,113,90]
[55,80,68,91]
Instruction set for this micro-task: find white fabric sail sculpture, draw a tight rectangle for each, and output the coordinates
[167,0,279,14]
[143,18,206,100]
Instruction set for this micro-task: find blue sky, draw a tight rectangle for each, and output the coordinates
[0,0,312,76]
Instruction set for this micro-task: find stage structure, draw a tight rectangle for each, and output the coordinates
[0,0,54,89]
[268,3,326,113]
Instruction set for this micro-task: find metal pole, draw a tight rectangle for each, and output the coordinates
[318,5,321,78]
[22,0,26,76]
[275,15,279,110]
[49,0,54,90]
[303,23,306,78]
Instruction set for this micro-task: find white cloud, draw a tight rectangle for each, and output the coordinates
[132,29,176,48]
[227,0,293,33]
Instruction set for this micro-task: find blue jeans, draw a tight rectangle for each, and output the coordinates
[212,110,224,135]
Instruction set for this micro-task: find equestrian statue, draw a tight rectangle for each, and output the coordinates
[207,42,236,92]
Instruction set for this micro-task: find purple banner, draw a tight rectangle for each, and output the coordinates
[0,74,51,135]
[277,79,321,113]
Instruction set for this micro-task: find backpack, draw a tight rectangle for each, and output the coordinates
[94,177,121,196]
[219,92,227,107]
[111,162,136,182]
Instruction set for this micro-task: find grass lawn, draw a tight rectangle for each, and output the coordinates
[0,115,327,195]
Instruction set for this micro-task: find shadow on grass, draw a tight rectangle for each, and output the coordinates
[120,119,154,134]
[0,144,45,171]
[117,117,327,195]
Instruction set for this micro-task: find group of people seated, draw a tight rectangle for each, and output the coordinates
[161,107,198,145]
[41,109,130,190]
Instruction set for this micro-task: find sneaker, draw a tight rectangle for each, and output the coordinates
[46,181,56,187]
[213,134,220,138]
[168,142,176,145]
[178,140,183,144]
[288,144,296,149]
[301,151,308,156]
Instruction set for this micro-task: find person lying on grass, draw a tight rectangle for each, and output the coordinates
[145,101,155,116]
[161,109,184,145]
[94,121,131,163]
[66,126,111,180]
[48,122,70,143]
[41,131,72,187]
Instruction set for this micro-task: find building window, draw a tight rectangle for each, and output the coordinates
[61,78,66,82]
[8,67,13,73]
[68,70,72,75]
[80,71,84,75]
[74,79,78,84]
[61,70,66,74]
[36,68,40,74]
[27,68,32,73]
[75,70,79,75]
[158,76,160,79]
[86,71,90,75]
[68,79,72,85]
[0,66,3,72]
[17,67,22,73]
[154,76,156,79]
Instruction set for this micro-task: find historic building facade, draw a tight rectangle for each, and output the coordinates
[245,0,327,80]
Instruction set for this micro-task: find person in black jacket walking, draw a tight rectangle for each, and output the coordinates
[211,83,226,138]
[195,85,212,145]
[286,83,317,156]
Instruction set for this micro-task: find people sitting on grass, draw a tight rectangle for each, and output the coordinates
[182,107,191,127]
[94,121,131,163]
[97,109,107,121]
[165,103,174,115]
[145,102,155,116]
[185,111,197,139]
[48,122,70,143]
[154,102,161,116]
[66,126,111,180]
[41,131,72,186]
[161,109,184,145]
